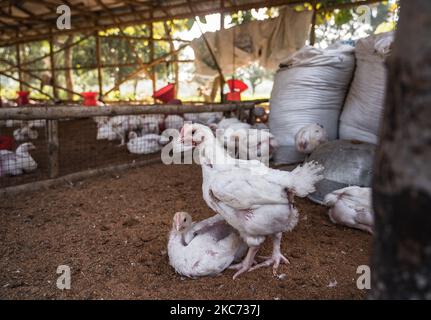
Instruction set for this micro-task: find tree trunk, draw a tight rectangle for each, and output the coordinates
[371,0,431,299]
[64,36,74,101]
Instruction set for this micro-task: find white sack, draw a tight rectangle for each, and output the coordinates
[269,43,355,164]
[339,32,394,144]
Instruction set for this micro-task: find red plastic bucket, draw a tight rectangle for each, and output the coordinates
[153,83,175,104]
[16,91,30,105]
[0,136,14,151]
[227,79,248,93]
[82,92,98,106]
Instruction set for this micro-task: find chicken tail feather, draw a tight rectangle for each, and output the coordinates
[290,161,324,197]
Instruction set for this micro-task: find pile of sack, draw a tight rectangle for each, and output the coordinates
[269,31,394,164]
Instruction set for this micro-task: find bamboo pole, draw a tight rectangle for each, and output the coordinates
[0,101,265,120]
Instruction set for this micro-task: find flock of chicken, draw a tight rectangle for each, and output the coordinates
[167,122,373,279]
[0,99,373,280]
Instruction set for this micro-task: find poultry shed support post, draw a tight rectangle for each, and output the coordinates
[248,105,256,125]
[47,119,59,178]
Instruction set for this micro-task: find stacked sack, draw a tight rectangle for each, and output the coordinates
[269,43,355,164]
[339,32,394,144]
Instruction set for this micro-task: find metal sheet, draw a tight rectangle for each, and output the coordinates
[305,140,376,204]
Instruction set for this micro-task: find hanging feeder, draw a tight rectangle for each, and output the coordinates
[227,79,248,93]
[153,83,176,104]
[81,92,98,106]
[16,91,30,106]
[225,79,248,101]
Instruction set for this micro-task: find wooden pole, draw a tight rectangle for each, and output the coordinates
[149,21,156,102]
[220,0,225,102]
[95,31,103,98]
[0,101,265,120]
[164,21,179,98]
[310,0,317,46]
[47,119,59,178]
[16,42,23,92]
[49,31,58,99]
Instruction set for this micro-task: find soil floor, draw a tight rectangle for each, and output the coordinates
[0,163,372,300]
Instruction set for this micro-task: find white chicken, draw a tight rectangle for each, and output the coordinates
[96,122,117,141]
[227,128,278,165]
[13,125,38,141]
[140,116,160,135]
[216,117,251,131]
[175,124,324,278]
[295,123,328,154]
[0,142,37,176]
[323,186,373,234]
[5,120,24,128]
[127,132,167,154]
[28,119,46,128]
[168,212,247,278]
[164,115,184,131]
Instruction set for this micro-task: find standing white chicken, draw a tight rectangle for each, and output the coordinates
[0,142,37,176]
[164,115,184,131]
[295,123,328,154]
[323,186,373,234]
[175,124,324,278]
[13,125,38,141]
[168,212,247,278]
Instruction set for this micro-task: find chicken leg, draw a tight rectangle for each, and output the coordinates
[249,233,290,275]
[228,246,259,280]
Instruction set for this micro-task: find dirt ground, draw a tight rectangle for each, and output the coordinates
[0,163,372,300]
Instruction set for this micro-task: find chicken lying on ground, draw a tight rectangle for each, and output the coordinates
[168,212,247,278]
[295,123,328,154]
[0,142,37,176]
[323,186,373,234]
[126,132,168,154]
[175,124,324,279]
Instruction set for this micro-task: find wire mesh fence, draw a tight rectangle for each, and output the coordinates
[0,103,259,190]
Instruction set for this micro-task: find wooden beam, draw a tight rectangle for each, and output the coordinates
[0,101,264,120]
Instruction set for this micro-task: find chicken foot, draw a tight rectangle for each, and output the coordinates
[249,233,290,275]
[228,246,259,280]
